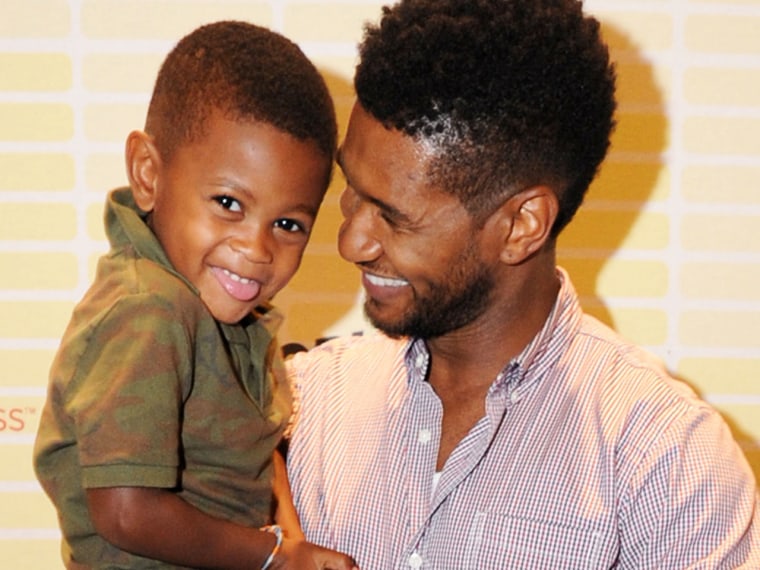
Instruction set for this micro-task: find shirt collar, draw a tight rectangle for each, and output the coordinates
[499,267,582,394]
[106,187,186,280]
[404,338,430,384]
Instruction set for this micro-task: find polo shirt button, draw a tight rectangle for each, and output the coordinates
[408,552,423,569]
[418,428,432,444]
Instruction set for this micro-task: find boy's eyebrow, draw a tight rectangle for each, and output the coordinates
[291,202,320,218]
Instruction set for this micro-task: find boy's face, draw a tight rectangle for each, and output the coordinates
[141,112,329,324]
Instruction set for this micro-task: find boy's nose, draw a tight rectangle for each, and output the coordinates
[229,231,273,264]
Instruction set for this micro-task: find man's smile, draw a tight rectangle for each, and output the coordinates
[364,272,409,288]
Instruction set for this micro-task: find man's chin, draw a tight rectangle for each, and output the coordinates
[364,304,410,339]
[366,310,442,340]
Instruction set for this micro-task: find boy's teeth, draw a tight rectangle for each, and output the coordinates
[223,268,253,284]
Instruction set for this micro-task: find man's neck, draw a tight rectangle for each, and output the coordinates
[425,262,560,391]
[424,261,560,471]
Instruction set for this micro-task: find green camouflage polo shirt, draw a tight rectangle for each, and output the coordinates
[33,188,292,569]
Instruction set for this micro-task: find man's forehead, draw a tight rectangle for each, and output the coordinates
[339,104,438,177]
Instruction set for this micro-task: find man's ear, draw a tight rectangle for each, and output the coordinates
[125,130,162,213]
[490,185,559,265]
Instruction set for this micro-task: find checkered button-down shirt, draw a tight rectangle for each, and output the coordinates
[287,269,760,569]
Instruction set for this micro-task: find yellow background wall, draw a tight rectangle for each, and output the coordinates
[1,0,759,566]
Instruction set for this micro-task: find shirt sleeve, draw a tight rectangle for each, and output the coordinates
[280,357,297,441]
[67,292,195,489]
[618,404,760,568]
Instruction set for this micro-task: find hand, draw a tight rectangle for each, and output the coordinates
[272,538,358,570]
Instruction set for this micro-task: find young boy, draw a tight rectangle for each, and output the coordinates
[33,21,357,570]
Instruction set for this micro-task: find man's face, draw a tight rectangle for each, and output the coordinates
[337,103,496,339]
[143,112,329,324]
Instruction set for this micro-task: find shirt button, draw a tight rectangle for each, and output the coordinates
[418,428,432,444]
[408,552,423,569]
[415,353,426,368]
[510,391,520,404]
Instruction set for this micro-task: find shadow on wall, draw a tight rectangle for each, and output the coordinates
[557,20,667,333]
[556,20,759,478]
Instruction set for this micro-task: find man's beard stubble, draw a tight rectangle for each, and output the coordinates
[365,241,495,340]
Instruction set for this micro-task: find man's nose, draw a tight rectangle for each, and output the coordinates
[338,188,382,264]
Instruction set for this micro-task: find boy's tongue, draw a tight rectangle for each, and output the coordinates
[211,267,261,302]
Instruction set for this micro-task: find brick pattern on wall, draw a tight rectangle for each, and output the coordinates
[1,0,759,565]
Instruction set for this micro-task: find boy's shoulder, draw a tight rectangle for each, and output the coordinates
[65,247,205,342]
[99,245,198,304]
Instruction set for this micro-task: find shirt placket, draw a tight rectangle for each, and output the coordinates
[396,347,441,570]
[405,367,515,569]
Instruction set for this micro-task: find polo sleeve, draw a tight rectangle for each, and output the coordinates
[66,292,195,489]
[618,405,759,567]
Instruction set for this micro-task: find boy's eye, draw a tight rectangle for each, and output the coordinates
[214,195,242,212]
[274,218,306,234]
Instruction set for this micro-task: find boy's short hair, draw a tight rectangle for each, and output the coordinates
[355,0,616,235]
[146,20,337,163]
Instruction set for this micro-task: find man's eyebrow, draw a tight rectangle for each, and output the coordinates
[335,146,357,191]
[336,147,345,171]
[335,147,412,226]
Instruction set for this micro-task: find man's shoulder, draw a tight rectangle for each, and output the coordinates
[287,333,409,386]
[575,312,679,388]
[569,312,725,445]
[301,333,406,360]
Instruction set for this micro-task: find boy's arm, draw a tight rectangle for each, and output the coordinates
[86,486,356,569]
[272,448,306,540]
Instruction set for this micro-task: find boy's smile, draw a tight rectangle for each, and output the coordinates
[130,110,330,324]
[211,266,261,302]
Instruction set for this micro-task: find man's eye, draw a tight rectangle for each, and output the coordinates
[380,210,402,230]
[214,195,242,212]
[274,218,306,233]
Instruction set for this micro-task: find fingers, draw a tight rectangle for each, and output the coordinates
[316,548,358,570]
[278,538,358,569]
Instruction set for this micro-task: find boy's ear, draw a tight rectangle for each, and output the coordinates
[490,185,559,265]
[125,130,162,213]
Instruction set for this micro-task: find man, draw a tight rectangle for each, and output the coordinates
[286,0,760,567]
